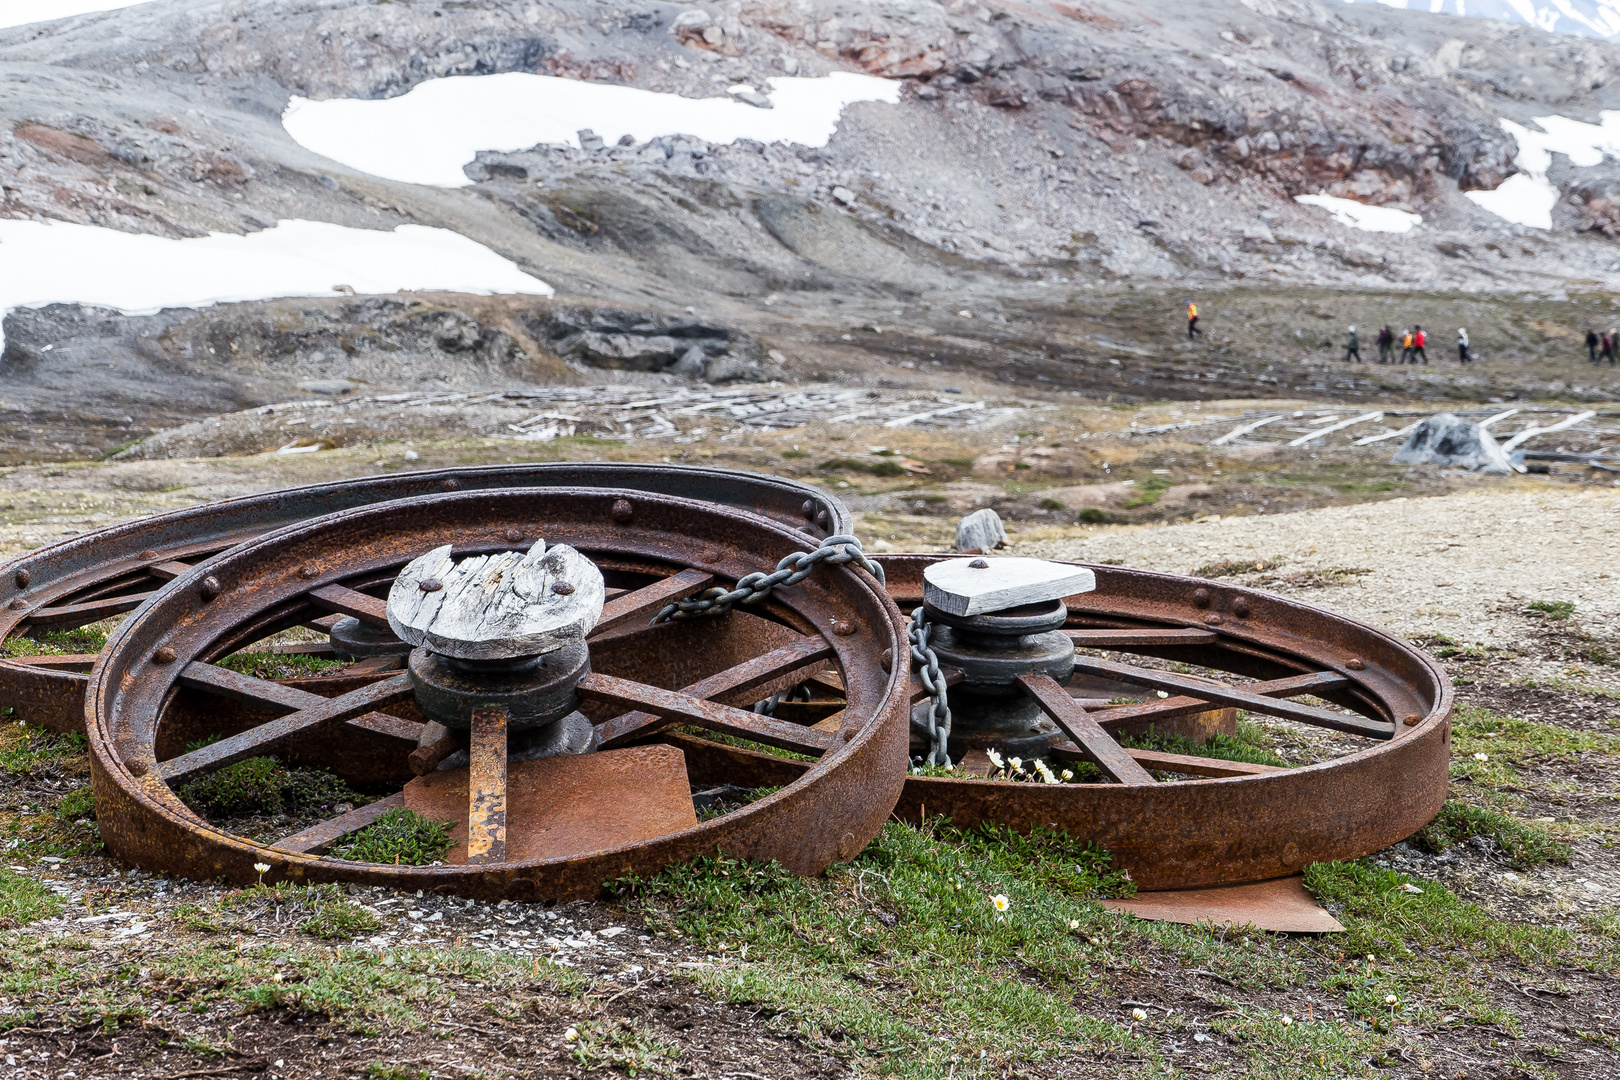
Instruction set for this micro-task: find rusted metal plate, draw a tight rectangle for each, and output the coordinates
[84,487,907,901]
[465,707,509,864]
[2,464,850,732]
[1100,875,1345,933]
[405,745,699,867]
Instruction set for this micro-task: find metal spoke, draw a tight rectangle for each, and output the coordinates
[1118,748,1284,779]
[307,584,390,627]
[466,707,508,864]
[578,672,837,755]
[595,635,835,748]
[1085,671,1350,733]
[24,593,155,627]
[1065,628,1219,648]
[1071,657,1391,739]
[159,669,415,783]
[1017,672,1155,785]
[590,570,715,637]
[275,793,405,855]
[145,561,197,582]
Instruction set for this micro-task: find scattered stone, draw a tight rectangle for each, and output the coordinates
[831,186,856,205]
[1391,412,1513,475]
[296,378,356,396]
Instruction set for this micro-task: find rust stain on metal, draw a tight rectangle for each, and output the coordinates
[1100,875,1344,933]
[466,706,508,864]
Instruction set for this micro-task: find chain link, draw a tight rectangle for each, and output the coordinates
[908,606,953,767]
[652,534,885,622]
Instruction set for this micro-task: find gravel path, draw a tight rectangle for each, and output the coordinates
[1024,487,1620,649]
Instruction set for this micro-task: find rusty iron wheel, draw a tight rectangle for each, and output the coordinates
[1,465,849,732]
[84,487,905,901]
[689,554,1451,892]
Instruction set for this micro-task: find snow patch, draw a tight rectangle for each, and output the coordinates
[1465,113,1620,229]
[1341,0,1620,42]
[282,72,901,188]
[1293,194,1423,233]
[0,1,157,30]
[0,218,551,353]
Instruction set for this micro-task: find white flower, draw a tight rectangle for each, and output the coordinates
[1280,1015,1293,1027]
[1061,769,1074,781]
[1473,752,1489,762]
[253,862,270,874]
[1156,690,1170,699]
[1067,919,1079,930]
[1384,994,1398,1005]
[985,749,1005,770]
[1401,883,1423,895]
[1007,756,1023,773]
[991,894,1010,912]
[1087,936,1100,946]
[564,1027,579,1042]
[1130,1007,1148,1022]
[1034,760,1059,784]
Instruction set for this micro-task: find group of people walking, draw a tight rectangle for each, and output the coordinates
[1344,325,1469,364]
[1584,329,1620,365]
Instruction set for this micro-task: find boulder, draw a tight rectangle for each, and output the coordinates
[955,508,1007,553]
[1391,413,1512,474]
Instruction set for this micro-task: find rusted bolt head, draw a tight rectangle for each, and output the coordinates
[1192,587,1210,608]
[833,620,857,637]
[419,578,443,593]
[442,479,460,491]
[297,564,319,580]
[551,581,576,595]
[1346,657,1366,671]
[1206,614,1224,626]
[968,559,990,569]
[139,549,158,561]
[610,498,634,524]
[1403,713,1422,727]
[504,528,524,543]
[199,576,222,602]
[816,509,830,528]
[801,500,816,520]
[7,598,25,610]
[1232,598,1251,618]
[13,568,28,589]
[880,647,893,673]
[152,646,177,666]
[840,727,857,743]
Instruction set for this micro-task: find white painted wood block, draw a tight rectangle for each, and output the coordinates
[387,539,606,660]
[923,557,1096,617]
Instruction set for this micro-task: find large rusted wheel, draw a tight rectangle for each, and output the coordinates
[1,465,848,732]
[84,488,905,901]
[677,555,1451,892]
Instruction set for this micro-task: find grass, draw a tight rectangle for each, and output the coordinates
[818,456,905,478]
[328,807,457,865]
[216,651,344,680]
[1121,473,1173,509]
[0,625,110,658]
[176,756,360,819]
[1526,599,1576,621]
[213,883,383,941]
[1412,800,1572,869]
[1193,557,1281,578]
[567,1019,681,1076]
[0,726,87,777]
[0,866,63,927]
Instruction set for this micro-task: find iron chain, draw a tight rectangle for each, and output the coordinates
[909,606,953,768]
[652,534,885,622]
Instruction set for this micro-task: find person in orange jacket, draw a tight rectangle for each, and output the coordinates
[1400,329,1414,363]
[1186,300,1202,338]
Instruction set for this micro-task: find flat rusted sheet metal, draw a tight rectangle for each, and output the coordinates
[84,487,905,901]
[1101,875,1345,933]
[718,554,1451,892]
[2,465,850,732]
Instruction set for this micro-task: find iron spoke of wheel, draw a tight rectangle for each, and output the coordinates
[1017,672,1155,785]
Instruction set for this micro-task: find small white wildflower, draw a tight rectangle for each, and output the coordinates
[986,749,1005,770]
[1007,756,1024,773]
[991,894,1010,912]
[1034,760,1059,784]
[1280,1015,1292,1027]
[1130,1007,1147,1022]
[1087,936,1101,946]
[1067,919,1079,930]
[1401,883,1423,895]
[1156,690,1170,699]
[253,862,270,874]
[564,1026,579,1042]
[1473,752,1489,762]
[1061,769,1074,781]
[1384,994,1398,1005]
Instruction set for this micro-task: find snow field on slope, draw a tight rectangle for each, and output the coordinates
[0,218,552,352]
[281,72,901,187]
[1467,112,1620,228]
[1294,194,1423,233]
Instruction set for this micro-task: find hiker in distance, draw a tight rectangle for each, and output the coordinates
[1343,325,1362,362]
[1603,331,1616,365]
[1377,325,1394,364]
[1186,300,1202,338]
[1411,325,1429,364]
[1606,329,1619,366]
[1399,328,1414,364]
[1588,328,1600,363]
[1457,327,1471,364]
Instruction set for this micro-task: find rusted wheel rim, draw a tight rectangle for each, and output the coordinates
[85,488,905,901]
[684,554,1451,892]
[2,465,849,732]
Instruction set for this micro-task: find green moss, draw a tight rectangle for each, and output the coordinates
[1077,507,1108,524]
[1038,497,1065,510]
[1122,473,1173,509]
[779,449,809,459]
[1526,599,1576,621]
[1412,801,1571,869]
[1194,557,1281,578]
[328,807,456,865]
[177,757,360,819]
[818,457,904,478]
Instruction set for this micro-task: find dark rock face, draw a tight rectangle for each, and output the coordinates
[1392,412,1513,473]
[527,306,775,382]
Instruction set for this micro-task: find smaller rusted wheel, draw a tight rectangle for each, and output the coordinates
[85,488,906,901]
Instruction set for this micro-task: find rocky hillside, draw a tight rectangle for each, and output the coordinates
[4,0,1620,458]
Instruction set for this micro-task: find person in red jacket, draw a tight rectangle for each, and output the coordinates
[1411,325,1428,364]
